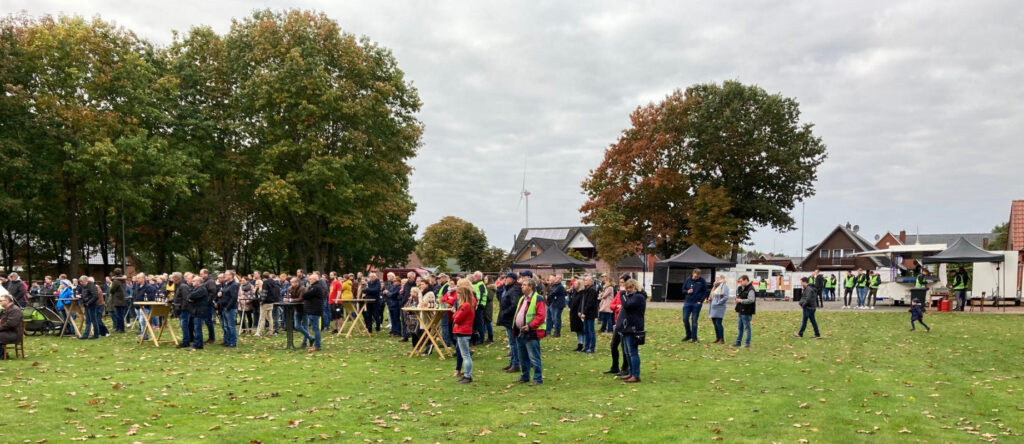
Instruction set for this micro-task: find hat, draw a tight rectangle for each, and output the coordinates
[505,273,518,280]
[437,273,449,278]
[519,270,533,277]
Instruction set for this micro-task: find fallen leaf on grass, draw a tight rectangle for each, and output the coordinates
[478,428,492,436]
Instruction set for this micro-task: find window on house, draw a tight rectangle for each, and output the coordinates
[843,249,854,258]
[530,251,538,258]
[819,250,829,258]
[832,249,842,258]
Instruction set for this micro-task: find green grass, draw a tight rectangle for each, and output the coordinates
[1,309,1021,443]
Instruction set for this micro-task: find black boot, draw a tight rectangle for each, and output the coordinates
[575,343,583,352]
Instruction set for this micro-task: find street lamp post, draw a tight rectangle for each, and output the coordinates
[642,235,655,292]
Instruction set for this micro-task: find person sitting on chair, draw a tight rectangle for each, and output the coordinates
[0,293,24,359]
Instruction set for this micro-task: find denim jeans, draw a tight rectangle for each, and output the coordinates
[583,318,596,352]
[735,314,752,346]
[956,290,967,311]
[844,288,853,306]
[682,302,702,340]
[95,306,108,336]
[179,310,192,345]
[137,307,150,338]
[516,336,542,383]
[274,305,284,332]
[798,308,819,337]
[295,312,314,345]
[598,312,613,332]
[711,317,724,341]
[205,304,216,340]
[322,300,331,330]
[305,314,322,349]
[220,308,238,346]
[454,335,473,378]
[113,306,128,332]
[389,305,404,336]
[80,305,99,338]
[856,287,867,307]
[505,327,519,367]
[191,315,207,349]
[441,316,454,346]
[622,333,641,379]
[547,305,563,335]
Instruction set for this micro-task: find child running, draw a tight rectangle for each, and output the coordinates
[909,298,930,332]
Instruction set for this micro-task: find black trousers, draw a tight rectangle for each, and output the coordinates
[609,331,629,372]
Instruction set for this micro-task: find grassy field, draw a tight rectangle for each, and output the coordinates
[1,308,1020,443]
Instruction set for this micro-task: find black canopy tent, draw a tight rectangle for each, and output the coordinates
[512,246,597,270]
[921,237,1004,264]
[652,245,736,302]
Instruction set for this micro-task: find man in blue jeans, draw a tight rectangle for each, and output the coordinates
[171,272,193,348]
[187,276,210,350]
[498,273,523,373]
[681,268,708,343]
[546,275,566,337]
[216,271,239,347]
[514,280,547,386]
[794,277,821,338]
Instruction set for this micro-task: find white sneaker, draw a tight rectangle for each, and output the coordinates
[870,306,876,310]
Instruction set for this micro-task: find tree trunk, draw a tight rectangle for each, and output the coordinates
[67,187,82,277]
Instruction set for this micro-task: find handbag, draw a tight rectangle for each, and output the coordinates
[636,331,646,346]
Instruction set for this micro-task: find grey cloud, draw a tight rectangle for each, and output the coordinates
[8,0,1024,256]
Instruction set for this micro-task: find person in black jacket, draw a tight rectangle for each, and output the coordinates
[78,276,101,340]
[170,273,193,348]
[386,273,403,337]
[6,273,27,308]
[546,276,566,337]
[362,273,382,333]
[578,276,600,353]
[199,269,217,343]
[497,273,523,372]
[217,271,239,347]
[302,271,326,351]
[794,277,821,338]
[187,276,210,350]
[733,275,756,348]
[619,279,647,383]
[108,270,128,333]
[400,272,416,341]
[255,272,281,336]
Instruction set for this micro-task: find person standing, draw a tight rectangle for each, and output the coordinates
[471,271,490,345]
[867,270,881,310]
[515,279,547,386]
[812,270,825,308]
[77,276,101,340]
[681,269,708,343]
[854,269,869,309]
[598,278,615,333]
[546,275,566,337]
[6,272,27,307]
[255,272,280,336]
[578,276,599,353]
[187,276,210,350]
[171,273,193,348]
[568,278,585,351]
[733,275,756,348]
[386,273,404,337]
[619,279,646,383]
[824,274,837,302]
[452,285,476,384]
[951,267,968,311]
[108,269,128,333]
[708,274,729,344]
[842,271,855,309]
[497,273,522,373]
[794,277,821,338]
[217,271,239,347]
[302,271,326,351]
[199,269,217,343]
[604,276,630,376]
[363,273,382,333]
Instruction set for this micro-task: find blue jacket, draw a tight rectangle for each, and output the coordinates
[682,277,708,304]
[619,291,646,334]
[708,284,729,319]
[386,283,402,309]
[132,282,157,302]
[547,283,566,309]
[364,280,382,303]
[217,281,238,311]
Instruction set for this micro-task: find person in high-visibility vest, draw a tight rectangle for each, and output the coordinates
[515,279,547,385]
[756,278,768,300]
[842,271,855,309]
[854,268,869,309]
[951,267,969,312]
[825,274,837,302]
[867,271,881,310]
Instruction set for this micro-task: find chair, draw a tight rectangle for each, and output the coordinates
[1,321,26,359]
[968,298,984,312]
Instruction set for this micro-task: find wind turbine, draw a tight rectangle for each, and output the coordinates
[517,163,530,229]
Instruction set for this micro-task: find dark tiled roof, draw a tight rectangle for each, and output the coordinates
[512,226,595,257]
[800,225,889,269]
[904,233,998,248]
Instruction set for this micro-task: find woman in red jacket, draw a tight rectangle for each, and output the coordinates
[452,285,476,384]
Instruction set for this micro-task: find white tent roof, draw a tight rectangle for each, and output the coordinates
[853,243,947,258]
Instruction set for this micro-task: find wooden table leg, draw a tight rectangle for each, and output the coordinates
[422,314,447,360]
[345,302,369,338]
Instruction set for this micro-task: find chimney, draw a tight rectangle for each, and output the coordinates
[983,237,989,249]
[845,221,852,229]
[899,230,906,244]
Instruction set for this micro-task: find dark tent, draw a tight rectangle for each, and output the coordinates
[922,237,1004,264]
[652,245,736,302]
[512,245,596,270]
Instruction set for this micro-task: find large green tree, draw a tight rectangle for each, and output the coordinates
[416,217,489,271]
[582,81,827,261]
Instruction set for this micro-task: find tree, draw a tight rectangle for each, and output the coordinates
[479,247,514,272]
[581,81,826,260]
[989,222,1009,251]
[416,216,489,270]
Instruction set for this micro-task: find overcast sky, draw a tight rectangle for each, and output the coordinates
[9,1,1024,256]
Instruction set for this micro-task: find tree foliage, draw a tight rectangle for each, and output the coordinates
[989,222,1009,251]
[581,81,826,260]
[0,10,421,278]
[416,217,488,271]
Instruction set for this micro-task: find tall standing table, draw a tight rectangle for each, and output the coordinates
[134,301,178,347]
[337,299,374,338]
[274,301,304,350]
[58,298,85,338]
[402,307,454,359]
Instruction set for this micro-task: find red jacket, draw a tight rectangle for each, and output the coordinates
[611,291,623,322]
[452,302,475,335]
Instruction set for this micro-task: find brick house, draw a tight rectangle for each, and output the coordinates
[799,224,889,271]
